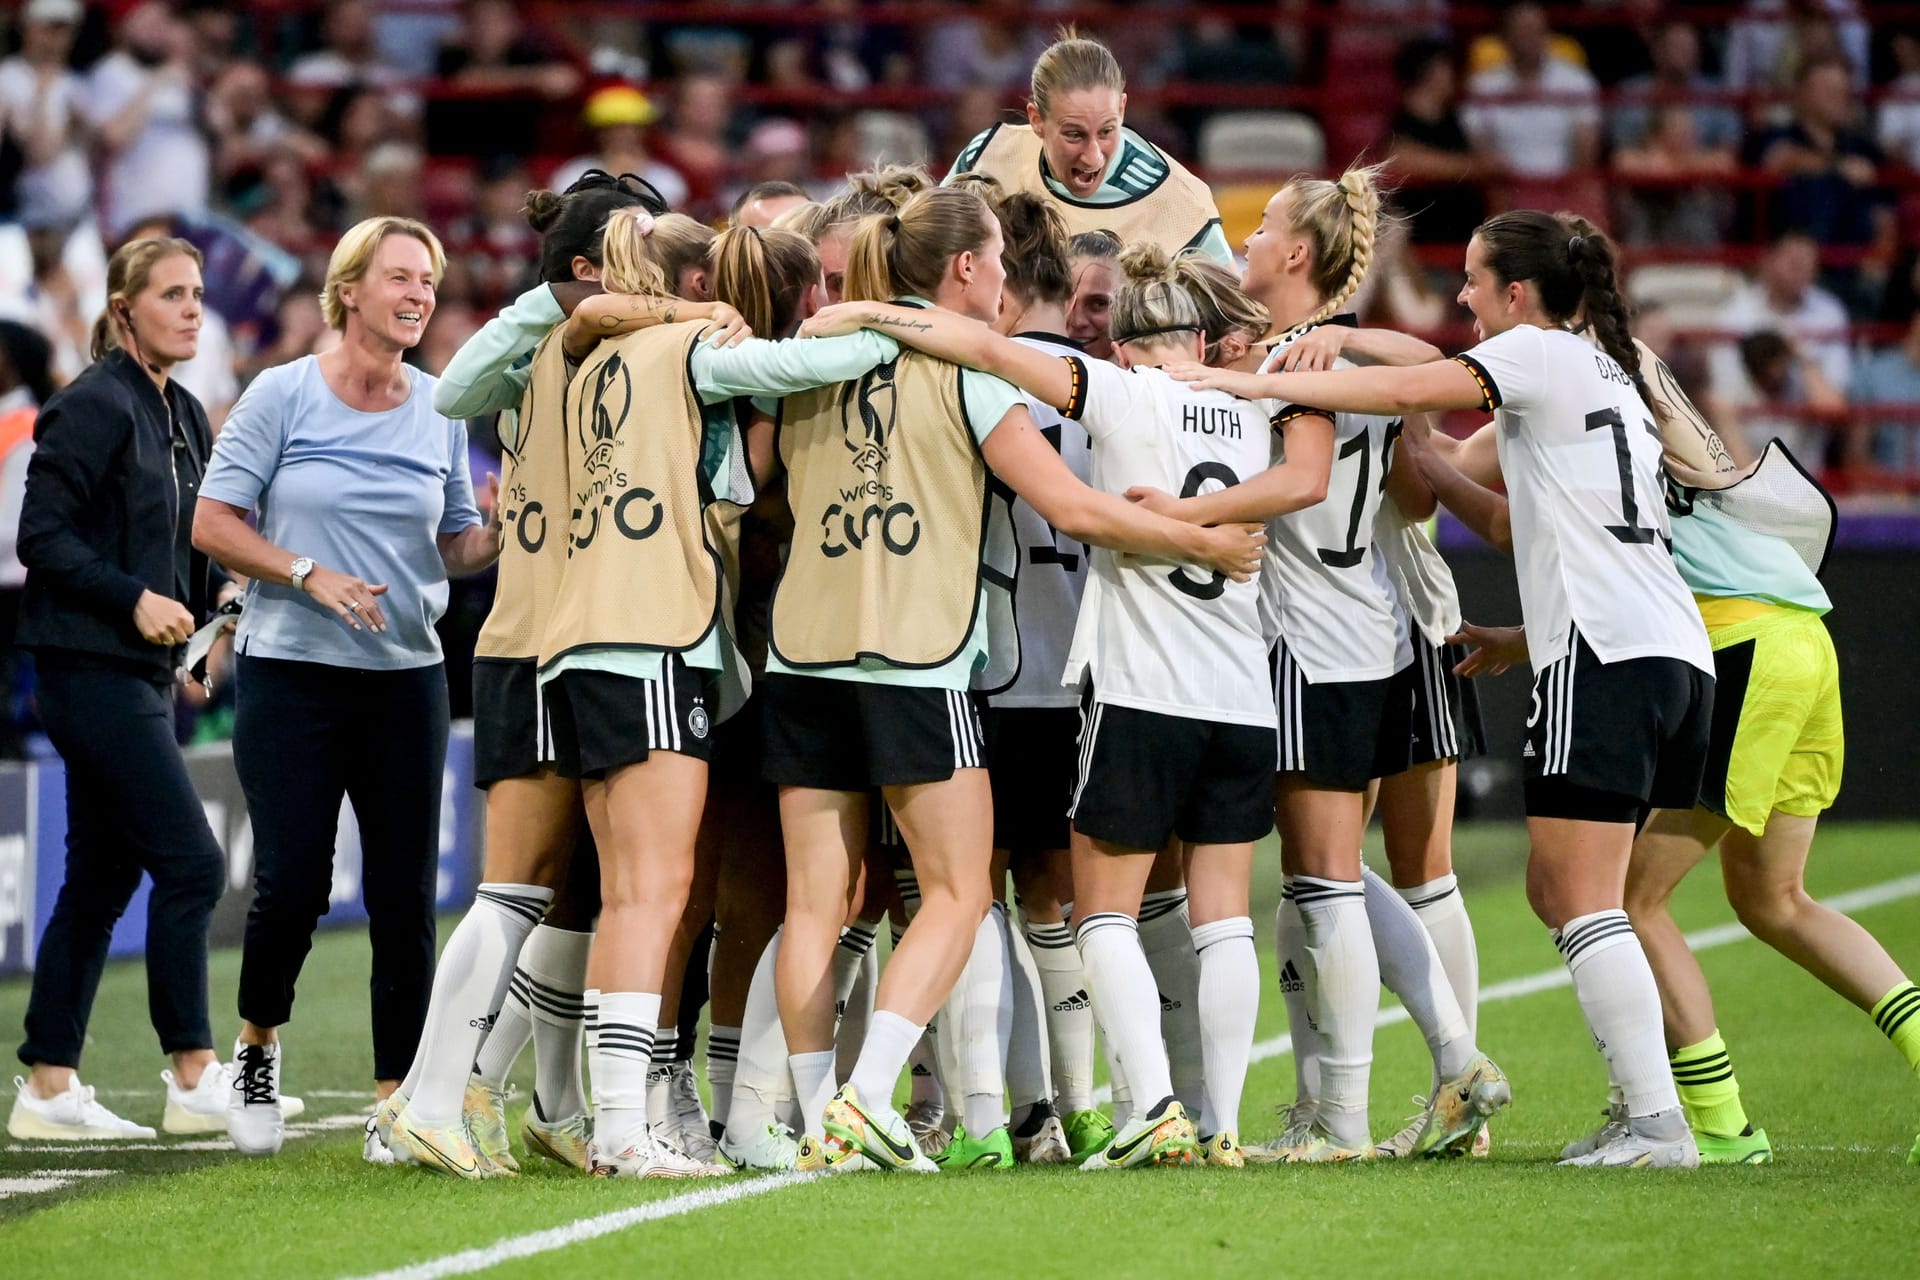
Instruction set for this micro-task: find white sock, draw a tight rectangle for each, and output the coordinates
[727,928,792,1140]
[1275,881,1326,1105]
[401,883,550,1126]
[1556,910,1680,1119]
[833,923,880,1083]
[478,923,590,1121]
[1363,867,1475,1081]
[1192,916,1258,1139]
[907,1027,942,1108]
[588,990,660,1152]
[1401,873,1479,1041]
[1076,912,1174,1108]
[848,1008,924,1113]
[788,1049,838,1139]
[645,1026,679,1126]
[1022,916,1094,1113]
[1139,889,1204,1115]
[936,906,1012,1136]
[707,1025,740,1130]
[1005,916,1053,1117]
[1293,875,1377,1148]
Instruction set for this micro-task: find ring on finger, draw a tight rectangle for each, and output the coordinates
[348,600,363,611]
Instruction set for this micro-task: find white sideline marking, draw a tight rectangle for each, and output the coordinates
[1093,871,1920,1103]
[333,870,1920,1280]
[0,1169,116,1199]
[340,1173,816,1280]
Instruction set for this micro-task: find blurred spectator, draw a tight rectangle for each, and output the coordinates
[1384,38,1490,245]
[924,4,1052,93]
[287,0,409,99]
[730,119,811,204]
[939,84,1008,175]
[1462,3,1601,189]
[0,224,98,384]
[206,61,328,207]
[1878,31,1920,169]
[1744,55,1890,249]
[549,85,688,211]
[428,0,581,158]
[654,74,737,219]
[85,2,210,237]
[1714,330,1849,465]
[1853,312,1920,472]
[452,160,541,307]
[1723,0,1869,91]
[0,321,53,756]
[0,0,93,231]
[375,0,463,77]
[179,0,241,88]
[730,180,811,229]
[1579,0,1664,86]
[1610,22,1742,154]
[764,0,916,93]
[354,143,428,223]
[1612,107,1736,245]
[1465,1,1591,76]
[1711,231,1854,427]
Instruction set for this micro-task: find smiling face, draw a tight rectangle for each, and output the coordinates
[340,233,437,351]
[1067,253,1118,358]
[949,213,1007,324]
[124,252,204,368]
[1457,234,1519,341]
[1030,87,1126,200]
[1241,189,1305,298]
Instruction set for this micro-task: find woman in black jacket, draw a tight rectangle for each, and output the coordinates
[7,237,237,1142]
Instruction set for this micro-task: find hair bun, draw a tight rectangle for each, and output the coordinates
[1567,234,1586,260]
[524,189,565,233]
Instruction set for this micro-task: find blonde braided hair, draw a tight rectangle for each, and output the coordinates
[1278,163,1387,336]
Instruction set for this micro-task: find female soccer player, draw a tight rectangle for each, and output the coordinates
[388,175,746,1177]
[763,184,1262,1173]
[947,31,1229,265]
[804,240,1295,1169]
[1179,211,1715,1169]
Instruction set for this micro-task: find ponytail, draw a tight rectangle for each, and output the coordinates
[1277,162,1386,335]
[1562,214,1646,403]
[599,209,711,298]
[1108,240,1204,348]
[711,225,821,338]
[843,186,994,304]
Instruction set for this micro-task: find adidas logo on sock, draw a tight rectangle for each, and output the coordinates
[468,1012,498,1032]
[1159,990,1182,1012]
[1279,961,1304,995]
[1051,989,1092,1013]
[910,1064,932,1078]
[1522,741,1537,758]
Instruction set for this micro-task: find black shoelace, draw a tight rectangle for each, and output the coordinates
[235,1045,276,1105]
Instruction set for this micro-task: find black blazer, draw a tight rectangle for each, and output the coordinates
[14,348,219,675]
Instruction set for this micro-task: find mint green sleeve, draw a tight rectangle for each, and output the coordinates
[432,285,565,421]
[690,330,901,404]
[958,368,1024,445]
[943,127,994,183]
[1184,219,1235,267]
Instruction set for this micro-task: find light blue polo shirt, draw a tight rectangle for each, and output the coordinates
[201,355,483,670]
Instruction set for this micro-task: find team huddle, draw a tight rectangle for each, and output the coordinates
[219,31,1920,1179]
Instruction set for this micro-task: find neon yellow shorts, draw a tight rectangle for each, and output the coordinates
[1695,599,1844,836]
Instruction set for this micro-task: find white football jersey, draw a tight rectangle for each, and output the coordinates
[1257,332,1411,682]
[1375,499,1461,649]
[1459,324,1712,673]
[990,335,1093,708]
[1060,359,1274,728]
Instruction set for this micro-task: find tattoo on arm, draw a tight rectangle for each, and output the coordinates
[663,304,678,325]
[870,314,932,334]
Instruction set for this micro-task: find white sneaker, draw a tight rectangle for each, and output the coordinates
[665,1062,718,1162]
[225,1040,284,1157]
[1558,1101,1630,1161]
[362,1113,398,1165]
[8,1075,156,1140]
[368,1090,408,1165]
[1558,1111,1700,1169]
[718,1120,799,1171]
[162,1065,306,1134]
[1014,1113,1073,1165]
[590,1127,730,1178]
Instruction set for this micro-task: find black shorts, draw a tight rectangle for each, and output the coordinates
[473,657,541,788]
[542,657,718,781]
[1273,638,1416,791]
[760,673,986,791]
[1069,696,1276,852]
[1522,630,1715,823]
[1407,640,1489,768]
[984,705,1080,856]
[708,690,765,784]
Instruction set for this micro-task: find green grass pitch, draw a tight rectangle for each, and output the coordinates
[3,822,1917,1279]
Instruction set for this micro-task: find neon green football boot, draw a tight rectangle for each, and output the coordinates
[933,1124,1014,1169]
[1694,1126,1773,1165]
[1064,1109,1117,1161]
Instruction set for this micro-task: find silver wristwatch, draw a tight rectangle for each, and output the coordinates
[289,556,315,592]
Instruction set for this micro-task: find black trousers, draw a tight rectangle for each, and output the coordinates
[18,656,224,1068]
[232,655,448,1080]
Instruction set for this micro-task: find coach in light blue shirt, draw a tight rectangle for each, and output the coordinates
[193,217,500,1152]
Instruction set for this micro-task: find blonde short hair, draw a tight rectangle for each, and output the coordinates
[320,217,447,330]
